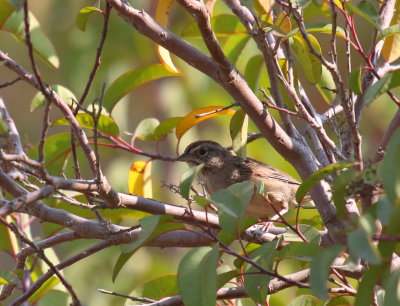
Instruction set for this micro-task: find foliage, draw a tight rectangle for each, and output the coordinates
[0,0,400,305]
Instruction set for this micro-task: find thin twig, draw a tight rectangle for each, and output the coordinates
[78,3,112,106]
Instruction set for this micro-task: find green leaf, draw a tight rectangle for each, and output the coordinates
[28,276,60,304]
[223,34,250,64]
[36,290,69,306]
[211,180,254,218]
[332,169,357,219]
[244,55,264,91]
[76,6,102,32]
[134,118,160,141]
[296,162,358,204]
[291,34,322,84]
[283,224,321,244]
[113,215,184,281]
[230,109,248,158]
[348,229,381,265]
[244,240,279,303]
[380,128,400,202]
[347,1,381,32]
[0,270,19,285]
[178,245,219,306]
[28,132,71,175]
[217,270,237,289]
[179,164,204,199]
[141,274,179,300]
[103,64,180,112]
[377,24,400,41]
[291,0,312,9]
[7,0,23,11]
[384,268,400,306]
[52,112,120,136]
[3,10,59,68]
[182,14,247,38]
[310,244,344,301]
[153,117,182,140]
[278,241,322,261]
[316,65,336,104]
[354,265,381,306]
[364,69,400,105]
[285,24,346,40]
[0,0,14,28]
[31,85,77,111]
[349,68,363,95]
[288,295,320,306]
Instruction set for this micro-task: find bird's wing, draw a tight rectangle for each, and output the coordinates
[245,158,301,185]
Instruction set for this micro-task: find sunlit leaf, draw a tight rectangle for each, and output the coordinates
[296,162,358,204]
[179,164,204,199]
[0,270,18,285]
[31,85,77,112]
[310,245,344,300]
[364,69,400,106]
[253,0,271,15]
[28,133,71,175]
[76,6,102,32]
[381,1,400,62]
[223,34,251,64]
[28,276,60,304]
[175,106,235,139]
[3,10,59,68]
[182,14,247,38]
[278,241,322,261]
[0,0,14,28]
[230,109,248,158]
[315,65,335,104]
[275,11,291,34]
[134,118,160,141]
[283,224,321,244]
[52,112,120,136]
[285,24,346,40]
[291,34,322,84]
[292,0,312,9]
[288,295,320,306]
[128,160,152,198]
[153,117,181,140]
[349,68,363,95]
[103,64,180,112]
[178,245,219,306]
[141,274,179,300]
[244,55,264,91]
[154,0,180,73]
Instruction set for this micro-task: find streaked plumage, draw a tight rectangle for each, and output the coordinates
[178,141,303,219]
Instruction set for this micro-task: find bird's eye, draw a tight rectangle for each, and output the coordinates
[198,148,207,156]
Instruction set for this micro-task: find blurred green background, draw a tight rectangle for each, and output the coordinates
[0,0,397,305]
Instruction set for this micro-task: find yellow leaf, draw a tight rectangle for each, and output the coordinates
[175,106,235,139]
[253,0,272,15]
[381,0,400,63]
[128,161,152,198]
[154,0,180,73]
[275,11,291,34]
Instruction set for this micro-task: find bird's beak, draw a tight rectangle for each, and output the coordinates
[176,152,189,162]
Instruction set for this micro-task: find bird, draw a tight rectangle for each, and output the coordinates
[177,140,305,220]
